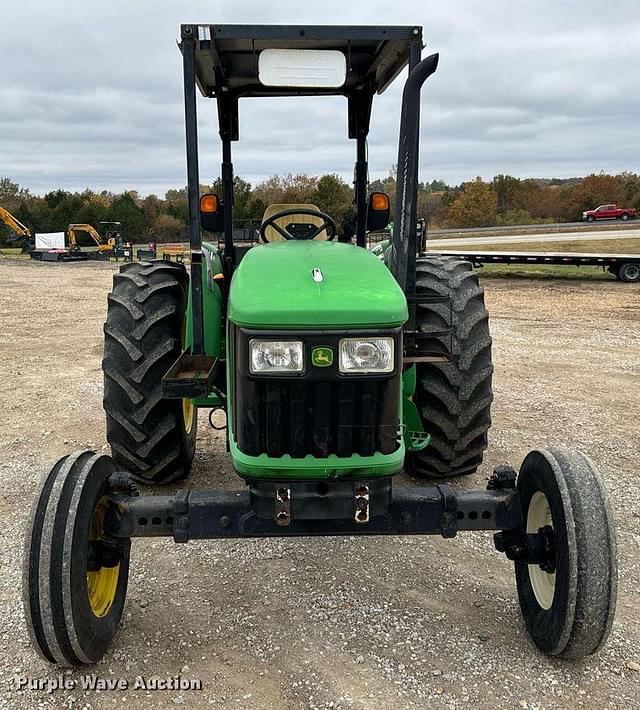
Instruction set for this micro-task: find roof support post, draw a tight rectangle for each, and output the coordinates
[221,139,234,276]
[349,90,373,248]
[182,30,204,355]
[355,136,368,248]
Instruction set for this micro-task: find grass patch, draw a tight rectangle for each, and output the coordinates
[0,248,30,259]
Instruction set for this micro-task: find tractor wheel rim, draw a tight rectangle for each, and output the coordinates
[87,565,120,618]
[183,398,195,434]
[625,265,639,280]
[180,314,195,435]
[527,491,556,610]
[86,497,120,618]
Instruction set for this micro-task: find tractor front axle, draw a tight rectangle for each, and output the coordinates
[103,473,523,542]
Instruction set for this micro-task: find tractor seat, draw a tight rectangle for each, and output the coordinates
[261,203,329,242]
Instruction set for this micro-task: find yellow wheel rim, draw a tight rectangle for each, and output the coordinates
[180,314,196,436]
[87,564,120,618]
[183,397,195,434]
[86,497,120,618]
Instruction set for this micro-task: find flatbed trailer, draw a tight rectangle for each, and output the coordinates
[30,248,91,262]
[429,249,640,283]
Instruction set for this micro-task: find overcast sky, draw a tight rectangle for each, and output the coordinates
[1,1,638,196]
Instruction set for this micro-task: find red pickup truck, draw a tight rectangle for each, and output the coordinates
[582,204,636,222]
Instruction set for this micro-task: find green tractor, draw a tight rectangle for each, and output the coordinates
[24,24,617,665]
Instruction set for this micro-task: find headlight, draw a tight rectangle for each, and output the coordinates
[250,340,304,373]
[339,337,394,373]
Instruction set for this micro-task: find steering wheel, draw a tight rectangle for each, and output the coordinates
[260,208,337,242]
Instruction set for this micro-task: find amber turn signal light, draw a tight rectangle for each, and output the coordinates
[200,194,219,213]
[371,192,389,211]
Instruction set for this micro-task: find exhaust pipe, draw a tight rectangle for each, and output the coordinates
[391,52,439,292]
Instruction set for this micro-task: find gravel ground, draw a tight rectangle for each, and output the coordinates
[0,257,638,709]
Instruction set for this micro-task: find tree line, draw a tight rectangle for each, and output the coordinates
[2,171,639,245]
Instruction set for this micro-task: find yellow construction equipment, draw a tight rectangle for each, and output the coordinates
[67,223,118,253]
[0,205,34,251]
[2,208,126,260]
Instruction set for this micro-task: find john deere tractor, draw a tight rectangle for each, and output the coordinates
[24,24,617,666]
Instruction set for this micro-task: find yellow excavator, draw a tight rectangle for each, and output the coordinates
[66,223,120,254]
[0,206,34,252]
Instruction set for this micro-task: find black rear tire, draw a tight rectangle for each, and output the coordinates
[515,447,617,658]
[406,256,493,478]
[102,260,196,484]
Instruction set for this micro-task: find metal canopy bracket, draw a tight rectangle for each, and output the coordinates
[348,90,374,140]
[217,95,239,142]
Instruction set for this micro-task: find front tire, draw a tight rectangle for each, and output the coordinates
[102,261,196,484]
[515,447,617,658]
[586,215,595,222]
[621,213,629,221]
[406,256,493,478]
[22,451,130,665]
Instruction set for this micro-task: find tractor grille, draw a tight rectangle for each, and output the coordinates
[232,327,401,459]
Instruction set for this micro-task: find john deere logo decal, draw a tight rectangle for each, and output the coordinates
[312,347,333,367]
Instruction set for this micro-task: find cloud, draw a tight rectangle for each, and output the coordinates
[0,0,638,194]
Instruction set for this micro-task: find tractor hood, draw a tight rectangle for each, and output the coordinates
[228,240,408,329]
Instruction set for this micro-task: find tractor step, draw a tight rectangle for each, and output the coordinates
[403,294,453,363]
[162,350,218,398]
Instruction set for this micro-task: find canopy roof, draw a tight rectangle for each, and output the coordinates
[181,24,423,99]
